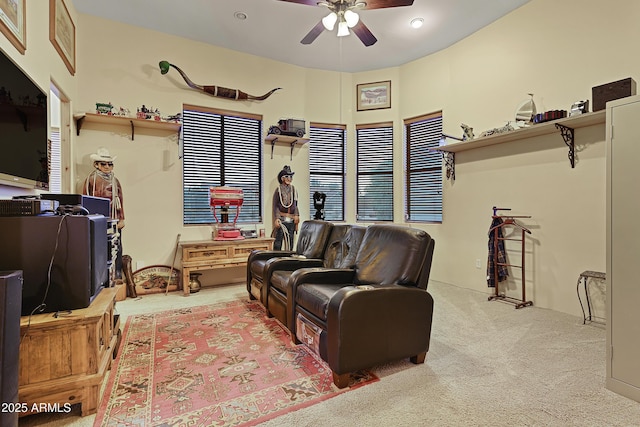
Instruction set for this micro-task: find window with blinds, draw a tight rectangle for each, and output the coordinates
[182,105,262,225]
[356,122,393,221]
[48,130,62,193]
[309,123,345,221]
[405,112,443,222]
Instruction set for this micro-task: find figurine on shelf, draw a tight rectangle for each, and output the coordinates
[163,112,182,123]
[113,106,131,117]
[268,118,306,138]
[272,165,299,251]
[96,102,114,115]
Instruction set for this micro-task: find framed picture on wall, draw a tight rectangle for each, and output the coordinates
[0,0,26,54]
[356,80,391,111]
[49,0,75,75]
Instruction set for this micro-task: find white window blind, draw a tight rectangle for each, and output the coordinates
[405,112,443,222]
[356,122,393,221]
[48,130,62,192]
[182,106,262,225]
[309,123,345,221]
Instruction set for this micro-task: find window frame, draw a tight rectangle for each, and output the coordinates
[404,111,443,223]
[356,121,394,222]
[308,122,346,222]
[181,104,263,226]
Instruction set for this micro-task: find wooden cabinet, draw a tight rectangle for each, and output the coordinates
[181,237,274,296]
[606,95,640,403]
[18,288,120,416]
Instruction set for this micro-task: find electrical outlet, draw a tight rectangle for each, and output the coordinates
[476,259,482,269]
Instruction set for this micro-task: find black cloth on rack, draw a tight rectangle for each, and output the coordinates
[487,217,509,287]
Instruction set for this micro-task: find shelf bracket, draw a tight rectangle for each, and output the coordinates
[270,137,278,159]
[290,140,298,160]
[555,123,575,168]
[129,120,135,140]
[442,152,455,181]
[76,116,85,136]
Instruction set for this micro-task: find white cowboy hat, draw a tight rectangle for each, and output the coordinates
[90,147,117,162]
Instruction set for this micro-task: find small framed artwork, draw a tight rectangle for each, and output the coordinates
[357,80,391,111]
[49,0,75,75]
[0,0,26,54]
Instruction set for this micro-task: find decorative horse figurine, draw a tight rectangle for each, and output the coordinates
[159,60,281,101]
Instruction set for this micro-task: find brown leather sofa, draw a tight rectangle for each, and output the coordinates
[287,224,435,388]
[265,224,366,329]
[246,220,333,303]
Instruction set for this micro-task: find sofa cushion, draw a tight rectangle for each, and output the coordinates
[270,270,291,293]
[295,283,345,321]
[296,220,333,259]
[324,225,366,269]
[354,225,431,286]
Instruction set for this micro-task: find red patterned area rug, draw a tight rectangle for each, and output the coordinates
[94,299,377,426]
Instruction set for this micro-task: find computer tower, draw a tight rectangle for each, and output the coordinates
[0,215,108,316]
[0,270,21,427]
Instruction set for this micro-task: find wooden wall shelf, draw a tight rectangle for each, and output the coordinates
[74,112,181,140]
[265,134,309,160]
[432,110,606,179]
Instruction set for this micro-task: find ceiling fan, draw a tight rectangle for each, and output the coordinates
[278,0,415,47]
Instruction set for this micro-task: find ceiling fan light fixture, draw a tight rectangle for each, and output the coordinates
[344,10,359,28]
[337,20,350,37]
[322,12,337,30]
[410,17,424,29]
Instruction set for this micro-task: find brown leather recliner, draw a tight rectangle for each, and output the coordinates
[265,224,367,330]
[246,220,333,304]
[288,224,435,388]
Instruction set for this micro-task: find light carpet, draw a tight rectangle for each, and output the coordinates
[18,281,640,426]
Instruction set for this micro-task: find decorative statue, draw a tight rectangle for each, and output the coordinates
[158,60,281,101]
[83,147,125,278]
[313,191,326,220]
[272,165,299,250]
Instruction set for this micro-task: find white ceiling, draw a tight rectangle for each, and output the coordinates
[72,0,531,73]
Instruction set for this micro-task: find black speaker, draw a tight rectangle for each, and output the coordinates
[0,215,108,316]
[40,193,110,218]
[0,270,22,427]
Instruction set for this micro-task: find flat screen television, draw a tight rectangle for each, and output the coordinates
[0,48,48,189]
[0,214,108,316]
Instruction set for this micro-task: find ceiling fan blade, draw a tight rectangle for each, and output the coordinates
[301,21,326,45]
[278,0,324,6]
[360,0,414,10]
[351,20,377,46]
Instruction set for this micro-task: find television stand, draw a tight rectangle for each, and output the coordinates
[18,287,119,417]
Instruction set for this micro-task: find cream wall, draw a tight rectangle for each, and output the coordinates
[397,0,639,315]
[2,0,637,315]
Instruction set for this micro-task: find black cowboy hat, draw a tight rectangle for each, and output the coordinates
[277,165,295,182]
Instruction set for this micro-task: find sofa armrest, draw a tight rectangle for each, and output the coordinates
[246,249,296,291]
[326,285,434,374]
[265,257,324,273]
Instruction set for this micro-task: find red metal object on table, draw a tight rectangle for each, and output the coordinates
[210,186,244,240]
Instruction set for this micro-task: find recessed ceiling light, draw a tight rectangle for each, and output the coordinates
[234,11,247,20]
[410,18,424,29]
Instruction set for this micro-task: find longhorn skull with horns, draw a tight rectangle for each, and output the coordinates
[159,60,281,101]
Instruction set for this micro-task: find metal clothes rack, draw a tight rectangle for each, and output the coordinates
[488,207,533,309]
